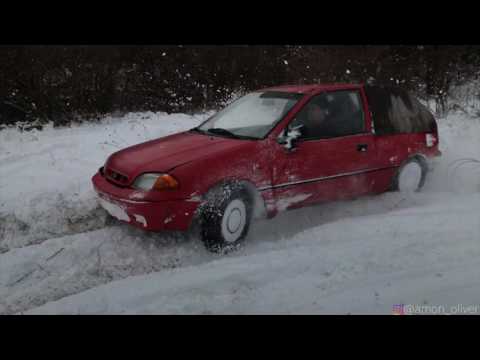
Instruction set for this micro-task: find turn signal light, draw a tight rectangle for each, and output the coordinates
[153,174,179,190]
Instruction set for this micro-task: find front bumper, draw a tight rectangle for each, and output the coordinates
[92,172,200,231]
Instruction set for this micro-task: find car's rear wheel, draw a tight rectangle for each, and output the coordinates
[392,157,427,193]
[200,183,252,252]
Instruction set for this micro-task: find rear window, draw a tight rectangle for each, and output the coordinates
[364,86,436,135]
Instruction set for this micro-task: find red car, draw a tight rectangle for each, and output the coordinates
[92,83,441,251]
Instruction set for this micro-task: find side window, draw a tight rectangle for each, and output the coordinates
[291,90,366,140]
[365,85,436,135]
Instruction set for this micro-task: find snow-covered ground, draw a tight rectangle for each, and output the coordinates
[1,110,480,314]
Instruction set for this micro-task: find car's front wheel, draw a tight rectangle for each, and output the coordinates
[199,183,252,252]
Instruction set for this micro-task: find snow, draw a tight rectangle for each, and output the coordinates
[99,198,130,222]
[276,193,312,212]
[132,214,147,227]
[1,109,480,314]
[280,125,303,151]
[22,192,480,314]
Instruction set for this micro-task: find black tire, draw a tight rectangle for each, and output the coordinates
[391,157,428,192]
[199,182,253,253]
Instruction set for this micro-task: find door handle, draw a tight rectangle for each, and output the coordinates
[357,144,368,152]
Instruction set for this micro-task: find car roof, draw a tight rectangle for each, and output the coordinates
[258,83,364,94]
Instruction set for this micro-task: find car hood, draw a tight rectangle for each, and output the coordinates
[104,131,248,183]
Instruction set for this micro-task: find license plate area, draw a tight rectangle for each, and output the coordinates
[99,197,130,222]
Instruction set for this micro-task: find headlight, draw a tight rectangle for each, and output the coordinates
[132,173,179,191]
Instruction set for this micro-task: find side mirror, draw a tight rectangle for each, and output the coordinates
[277,124,304,151]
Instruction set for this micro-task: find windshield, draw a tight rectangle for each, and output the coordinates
[197,91,303,139]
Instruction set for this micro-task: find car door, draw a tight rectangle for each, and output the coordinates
[271,88,378,211]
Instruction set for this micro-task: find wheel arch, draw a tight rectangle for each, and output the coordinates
[391,153,428,191]
[196,177,267,220]
[410,152,428,167]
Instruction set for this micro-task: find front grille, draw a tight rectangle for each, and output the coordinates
[105,167,129,185]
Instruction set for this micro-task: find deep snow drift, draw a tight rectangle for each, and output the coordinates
[1,110,480,314]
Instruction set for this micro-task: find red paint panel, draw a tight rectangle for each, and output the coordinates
[271,133,378,209]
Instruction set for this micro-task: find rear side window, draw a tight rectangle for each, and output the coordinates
[365,86,436,135]
[290,90,366,140]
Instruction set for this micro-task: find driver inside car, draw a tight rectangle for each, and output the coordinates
[300,99,333,139]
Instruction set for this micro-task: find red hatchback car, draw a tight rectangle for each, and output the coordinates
[92,83,441,251]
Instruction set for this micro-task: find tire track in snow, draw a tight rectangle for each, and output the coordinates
[0,195,111,253]
[0,224,215,314]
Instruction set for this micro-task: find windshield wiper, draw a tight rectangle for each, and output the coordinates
[189,127,236,137]
[206,128,241,138]
[207,128,259,140]
[191,127,258,140]
[188,127,204,133]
